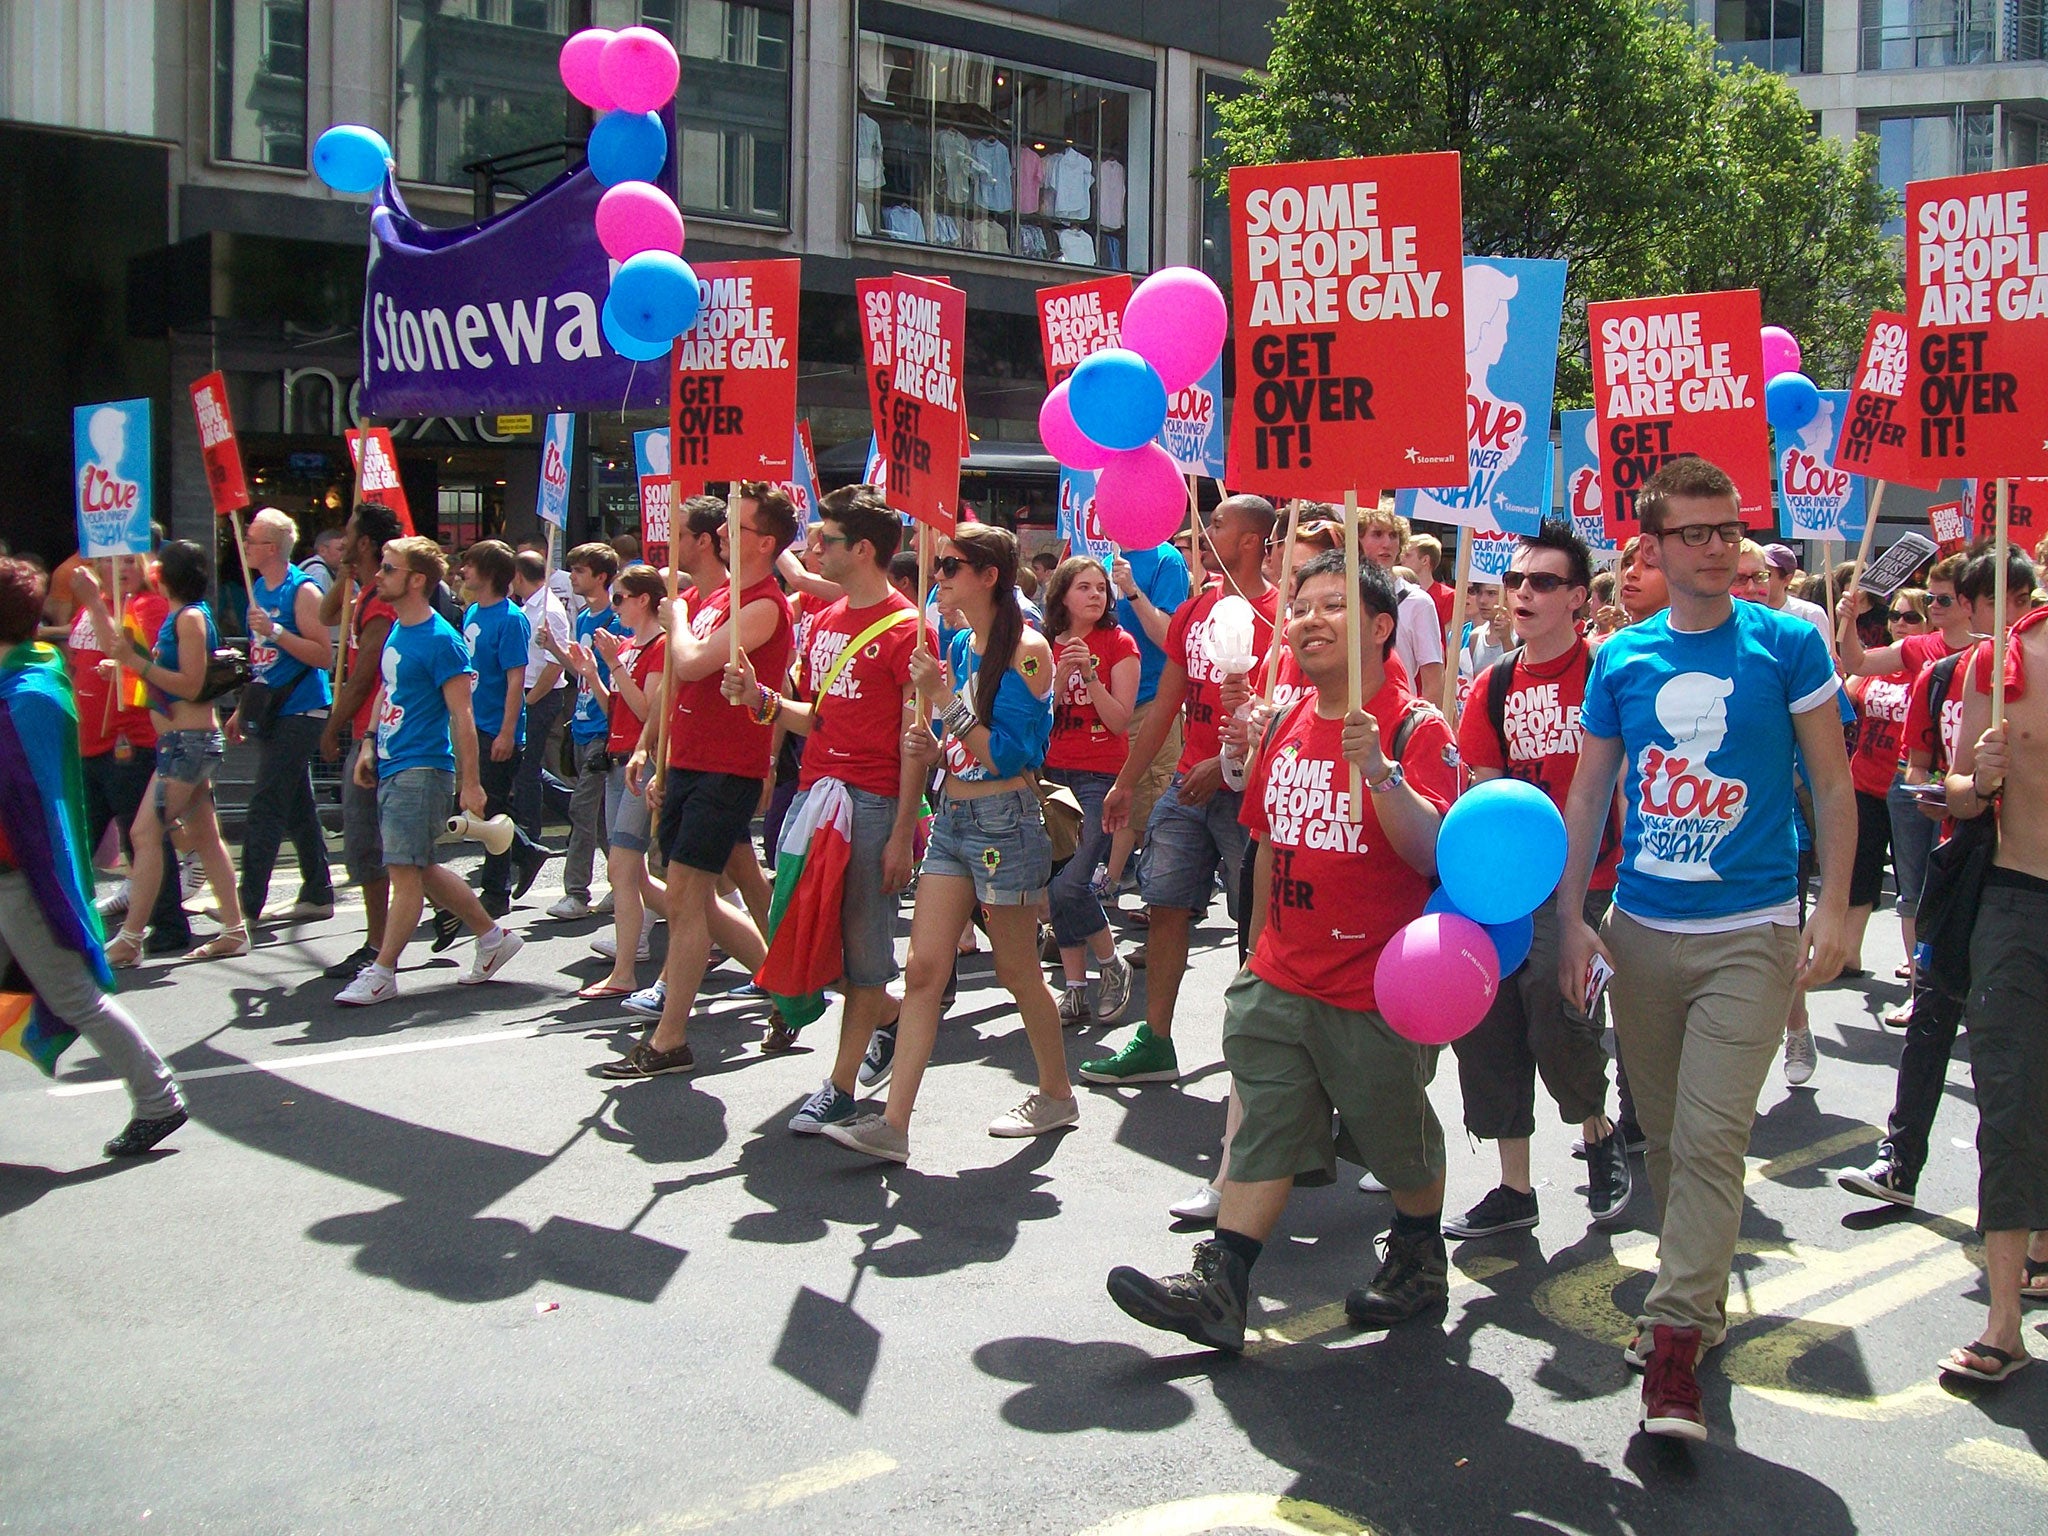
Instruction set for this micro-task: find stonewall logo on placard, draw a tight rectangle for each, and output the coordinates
[73,399,153,559]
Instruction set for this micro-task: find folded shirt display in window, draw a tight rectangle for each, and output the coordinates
[1099,158,1125,231]
[856,114,885,192]
[881,203,926,243]
[1057,227,1097,266]
[1040,147,1093,221]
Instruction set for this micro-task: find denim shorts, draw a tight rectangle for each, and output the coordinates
[921,786,1051,906]
[342,774,383,885]
[1886,774,1938,918]
[378,767,454,868]
[154,728,224,796]
[604,765,653,855]
[1139,776,1248,915]
[787,783,905,987]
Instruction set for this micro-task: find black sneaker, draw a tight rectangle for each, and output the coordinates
[1443,1185,1540,1239]
[1586,1129,1635,1228]
[513,847,555,899]
[1345,1227,1450,1328]
[480,890,512,920]
[1616,1117,1647,1153]
[324,943,379,980]
[1836,1155,1916,1207]
[430,908,463,952]
[104,1107,188,1158]
[1106,1239,1249,1353]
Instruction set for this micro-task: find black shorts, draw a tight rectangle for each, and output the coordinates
[1850,789,1893,909]
[1965,870,2048,1232]
[659,767,763,874]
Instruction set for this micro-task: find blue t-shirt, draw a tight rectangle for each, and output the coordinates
[151,601,220,714]
[934,627,1053,781]
[249,564,332,717]
[1579,602,1840,923]
[375,612,475,779]
[1114,544,1192,706]
[463,597,531,748]
[571,602,627,743]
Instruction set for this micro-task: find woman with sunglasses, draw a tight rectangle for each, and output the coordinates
[822,525,1076,1164]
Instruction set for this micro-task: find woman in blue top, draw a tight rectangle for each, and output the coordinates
[76,540,247,965]
[821,524,1078,1166]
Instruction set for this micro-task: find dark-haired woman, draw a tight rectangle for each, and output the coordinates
[1041,557,1139,1026]
[822,525,1076,1164]
[76,540,246,964]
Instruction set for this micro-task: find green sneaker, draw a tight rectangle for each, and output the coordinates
[1078,1024,1180,1085]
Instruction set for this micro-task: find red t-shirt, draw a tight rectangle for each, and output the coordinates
[790,591,833,695]
[667,574,793,778]
[1455,640,1621,891]
[798,591,929,796]
[1240,683,1457,1013]
[1898,630,1958,680]
[1047,624,1141,774]
[1168,583,1279,775]
[1902,651,1971,774]
[1429,580,1455,634]
[347,588,399,736]
[1847,670,1915,797]
[607,632,666,755]
[68,592,166,756]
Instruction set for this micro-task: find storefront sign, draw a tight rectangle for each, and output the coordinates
[884,275,966,535]
[495,414,535,436]
[670,259,800,481]
[73,398,152,557]
[344,427,416,533]
[189,373,250,517]
[1226,152,1468,497]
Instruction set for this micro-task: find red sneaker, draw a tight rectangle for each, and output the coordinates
[1639,1324,1708,1441]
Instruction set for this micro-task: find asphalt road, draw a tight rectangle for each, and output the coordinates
[3,855,2044,1535]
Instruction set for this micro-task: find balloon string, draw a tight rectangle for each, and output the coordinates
[621,360,637,421]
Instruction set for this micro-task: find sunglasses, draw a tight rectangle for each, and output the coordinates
[1501,571,1572,594]
[933,555,984,577]
[1658,521,1747,548]
[1929,593,1957,608]
[1887,609,1921,624]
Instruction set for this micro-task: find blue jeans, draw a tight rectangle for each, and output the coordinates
[1045,767,1115,945]
[1139,776,1247,915]
[1886,773,1938,918]
[239,711,333,913]
[922,786,1051,905]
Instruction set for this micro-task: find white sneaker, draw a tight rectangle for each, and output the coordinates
[337,966,398,1006]
[590,929,651,962]
[179,857,206,900]
[96,881,132,922]
[1783,1026,1817,1087]
[1358,1171,1388,1193]
[461,929,524,985]
[1169,1185,1222,1222]
[592,889,615,916]
[547,894,591,920]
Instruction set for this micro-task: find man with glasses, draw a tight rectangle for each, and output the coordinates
[1557,456,1853,1440]
[1450,521,1632,1240]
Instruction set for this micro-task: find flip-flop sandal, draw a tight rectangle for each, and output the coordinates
[1939,1341,2032,1383]
[577,983,636,1000]
[2022,1257,2048,1301]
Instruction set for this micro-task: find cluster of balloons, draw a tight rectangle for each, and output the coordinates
[1039,267,1229,548]
[312,124,393,196]
[1373,780,1569,1046]
[1760,324,1821,432]
[561,27,699,362]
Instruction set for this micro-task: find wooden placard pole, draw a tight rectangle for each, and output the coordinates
[100,557,123,734]
[1261,499,1302,707]
[1992,476,2011,731]
[227,508,259,614]
[1839,480,1887,648]
[647,410,686,806]
[726,480,743,666]
[1187,474,1205,591]
[1440,539,1472,722]
[916,522,931,658]
[1343,489,1363,821]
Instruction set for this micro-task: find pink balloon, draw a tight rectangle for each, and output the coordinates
[1121,266,1228,392]
[1372,914,1501,1046]
[1094,444,1188,549]
[596,181,685,262]
[600,26,680,114]
[1761,325,1802,383]
[1039,380,1117,471]
[559,29,616,112]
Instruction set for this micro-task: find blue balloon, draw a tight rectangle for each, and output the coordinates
[587,110,667,186]
[1765,370,1820,432]
[603,295,672,361]
[610,252,700,344]
[1068,349,1168,451]
[1437,779,1567,925]
[1424,887,1535,975]
[313,125,391,195]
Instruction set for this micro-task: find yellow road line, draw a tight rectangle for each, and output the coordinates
[1744,1124,1882,1187]
[1945,1438,2048,1492]
[609,1450,897,1535]
[1245,1255,1516,1356]
[1071,1493,1376,1536]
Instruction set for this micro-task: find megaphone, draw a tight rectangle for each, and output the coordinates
[446,812,516,856]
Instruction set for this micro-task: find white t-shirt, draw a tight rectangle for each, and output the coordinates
[1394,580,1447,683]
[1776,593,1837,658]
[522,585,572,690]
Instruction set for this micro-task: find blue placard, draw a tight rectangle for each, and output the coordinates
[1397,257,1567,536]
[74,398,153,558]
[1559,408,1616,557]
[536,412,575,529]
[1158,357,1226,480]
[1775,389,1867,542]
[785,422,821,525]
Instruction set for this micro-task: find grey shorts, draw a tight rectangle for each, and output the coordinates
[604,765,653,854]
[378,767,454,868]
[343,771,383,884]
[1139,776,1247,914]
[921,786,1051,906]
[788,783,904,988]
[154,728,224,804]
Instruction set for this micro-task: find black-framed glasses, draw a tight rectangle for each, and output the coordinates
[1501,571,1571,594]
[1659,521,1746,548]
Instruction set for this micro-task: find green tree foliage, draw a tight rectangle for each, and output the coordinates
[1213,0,1902,404]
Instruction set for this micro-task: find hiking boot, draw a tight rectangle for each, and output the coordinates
[103,1107,188,1158]
[1837,1155,1916,1208]
[1443,1185,1539,1240]
[1058,986,1091,1028]
[1094,951,1135,1024]
[1586,1128,1635,1228]
[1344,1228,1450,1328]
[1078,1024,1179,1085]
[788,1079,857,1135]
[858,1025,896,1089]
[988,1091,1079,1138]
[1638,1325,1709,1440]
[820,1113,909,1164]
[1782,1026,1817,1087]
[1106,1239,1248,1353]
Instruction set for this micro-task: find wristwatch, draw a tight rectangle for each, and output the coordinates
[1365,761,1405,795]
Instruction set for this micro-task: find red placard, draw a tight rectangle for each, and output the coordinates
[1036,275,1131,389]
[1225,152,1467,497]
[188,372,250,516]
[670,258,800,481]
[343,427,416,534]
[1588,289,1771,540]
[856,275,896,450]
[1969,476,2048,545]
[1905,166,2048,478]
[883,275,966,535]
[1832,311,1940,490]
[1927,500,1971,553]
[640,463,671,570]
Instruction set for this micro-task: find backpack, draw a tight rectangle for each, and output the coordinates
[1922,649,1967,774]
[431,579,465,630]
[1915,645,1994,1000]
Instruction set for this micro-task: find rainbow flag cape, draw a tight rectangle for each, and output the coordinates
[0,641,106,1075]
[754,779,854,1031]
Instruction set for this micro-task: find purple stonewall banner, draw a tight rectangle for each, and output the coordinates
[362,167,668,417]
